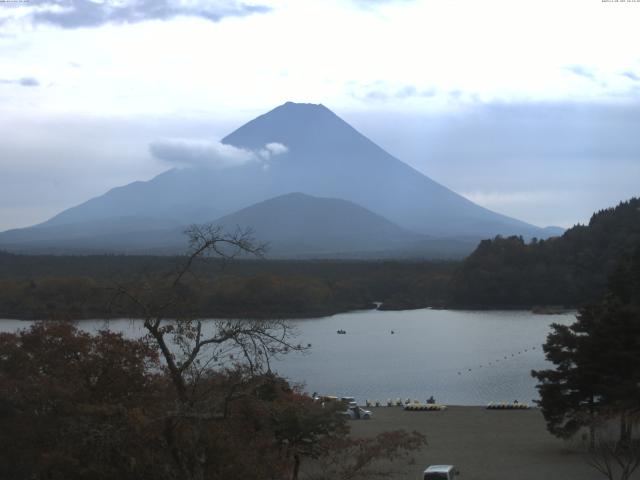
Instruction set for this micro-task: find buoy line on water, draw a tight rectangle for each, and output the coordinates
[332,324,541,376]
[369,344,542,377]
[450,344,540,377]
[486,402,531,409]
[329,335,545,404]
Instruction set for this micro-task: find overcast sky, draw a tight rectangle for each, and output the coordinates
[1,0,639,231]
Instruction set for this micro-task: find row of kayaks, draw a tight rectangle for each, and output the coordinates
[363,399,532,409]
[366,399,433,407]
[404,404,447,411]
[365,399,446,410]
[487,402,530,409]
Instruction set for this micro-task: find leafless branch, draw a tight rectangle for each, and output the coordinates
[106,222,303,407]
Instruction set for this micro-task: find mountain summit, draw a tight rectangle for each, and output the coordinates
[224,102,547,237]
[223,102,367,155]
[0,102,558,256]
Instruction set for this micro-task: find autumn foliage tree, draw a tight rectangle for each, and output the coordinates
[0,224,426,480]
[0,323,425,480]
[0,322,164,479]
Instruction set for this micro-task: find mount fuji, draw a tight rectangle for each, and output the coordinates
[0,102,562,257]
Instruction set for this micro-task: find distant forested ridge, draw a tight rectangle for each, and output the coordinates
[0,254,453,320]
[0,198,637,319]
[450,198,640,309]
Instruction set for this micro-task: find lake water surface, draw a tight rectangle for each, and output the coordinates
[0,308,575,405]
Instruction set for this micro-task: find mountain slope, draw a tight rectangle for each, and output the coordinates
[221,102,546,237]
[0,193,477,258]
[0,101,559,254]
[0,217,186,254]
[210,192,423,256]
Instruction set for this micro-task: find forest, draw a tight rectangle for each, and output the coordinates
[0,252,454,320]
[0,197,638,319]
[450,198,640,309]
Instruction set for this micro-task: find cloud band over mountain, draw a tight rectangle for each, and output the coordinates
[149,139,288,169]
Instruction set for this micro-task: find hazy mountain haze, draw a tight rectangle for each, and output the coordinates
[0,102,562,256]
[221,102,553,237]
[1,0,638,233]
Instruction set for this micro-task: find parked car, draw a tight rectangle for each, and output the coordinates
[423,465,460,480]
[341,405,372,420]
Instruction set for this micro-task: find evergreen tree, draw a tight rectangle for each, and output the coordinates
[532,246,640,445]
[453,197,640,308]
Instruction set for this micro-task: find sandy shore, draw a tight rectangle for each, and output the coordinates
[347,406,609,480]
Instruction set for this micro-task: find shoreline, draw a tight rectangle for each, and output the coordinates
[0,305,577,323]
[346,406,601,480]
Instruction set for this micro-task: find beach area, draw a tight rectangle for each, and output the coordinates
[348,406,609,480]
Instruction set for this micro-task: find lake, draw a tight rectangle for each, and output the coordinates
[0,308,575,406]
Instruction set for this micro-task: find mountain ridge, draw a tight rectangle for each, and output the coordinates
[0,192,477,258]
[0,101,563,256]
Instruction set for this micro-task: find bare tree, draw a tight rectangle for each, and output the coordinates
[110,224,307,480]
[304,430,427,480]
[585,413,640,480]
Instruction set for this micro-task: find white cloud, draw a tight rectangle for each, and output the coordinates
[0,77,39,87]
[1,0,272,29]
[259,142,288,159]
[149,138,288,168]
[1,0,639,117]
[0,0,639,232]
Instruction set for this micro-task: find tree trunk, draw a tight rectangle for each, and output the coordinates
[589,395,596,451]
[619,413,632,448]
[292,453,301,480]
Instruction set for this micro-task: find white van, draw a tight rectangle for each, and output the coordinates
[423,465,460,480]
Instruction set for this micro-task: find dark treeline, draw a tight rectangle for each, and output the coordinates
[1,197,638,318]
[0,253,454,319]
[450,198,640,309]
[532,244,640,443]
[530,243,640,480]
